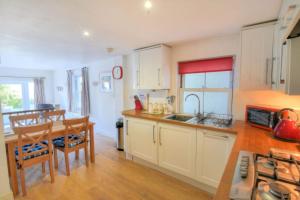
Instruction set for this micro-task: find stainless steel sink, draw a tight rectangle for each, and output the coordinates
[164,114,194,122]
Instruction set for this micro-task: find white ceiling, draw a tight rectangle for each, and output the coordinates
[0,0,282,70]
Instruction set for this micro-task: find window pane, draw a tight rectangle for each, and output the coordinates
[72,75,82,113]
[28,81,35,109]
[183,91,204,114]
[205,71,231,88]
[184,73,205,88]
[0,84,23,112]
[203,92,231,115]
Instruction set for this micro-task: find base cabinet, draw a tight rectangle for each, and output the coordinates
[196,129,235,187]
[158,123,196,178]
[128,118,158,164]
[124,117,236,188]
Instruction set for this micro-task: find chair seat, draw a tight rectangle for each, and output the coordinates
[15,142,49,161]
[53,135,84,148]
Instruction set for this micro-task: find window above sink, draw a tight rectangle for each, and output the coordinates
[178,57,234,116]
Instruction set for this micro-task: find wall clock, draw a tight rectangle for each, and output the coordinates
[112,66,123,79]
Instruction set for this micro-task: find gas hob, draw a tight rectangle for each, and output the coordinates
[230,148,300,200]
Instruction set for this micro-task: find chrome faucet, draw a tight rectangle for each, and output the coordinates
[184,94,203,120]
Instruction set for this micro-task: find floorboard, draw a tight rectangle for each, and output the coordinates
[15,134,213,200]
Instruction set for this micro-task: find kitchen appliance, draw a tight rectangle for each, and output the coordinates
[246,105,280,130]
[230,148,300,200]
[273,108,300,142]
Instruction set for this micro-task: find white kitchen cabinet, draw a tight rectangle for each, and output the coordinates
[240,22,276,90]
[127,118,158,164]
[196,129,235,188]
[135,44,171,90]
[158,123,196,178]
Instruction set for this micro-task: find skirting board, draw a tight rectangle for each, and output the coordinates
[130,155,216,195]
[0,191,14,200]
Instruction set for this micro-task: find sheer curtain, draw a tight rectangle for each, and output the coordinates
[67,70,73,112]
[33,78,45,107]
[81,67,90,116]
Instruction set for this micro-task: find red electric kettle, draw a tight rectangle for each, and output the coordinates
[273,108,300,142]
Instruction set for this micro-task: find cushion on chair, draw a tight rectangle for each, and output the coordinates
[15,142,49,161]
[53,135,84,148]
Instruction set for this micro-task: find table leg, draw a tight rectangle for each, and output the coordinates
[7,143,18,196]
[89,125,95,163]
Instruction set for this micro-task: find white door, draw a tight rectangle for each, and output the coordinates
[129,118,158,164]
[196,129,235,188]
[240,23,275,90]
[158,123,196,178]
[138,47,161,89]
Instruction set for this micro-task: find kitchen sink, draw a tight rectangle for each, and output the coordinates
[164,114,194,122]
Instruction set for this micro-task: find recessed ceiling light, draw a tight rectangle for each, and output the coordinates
[144,0,152,10]
[83,31,90,37]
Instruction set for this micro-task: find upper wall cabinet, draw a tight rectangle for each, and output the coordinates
[135,45,171,90]
[240,22,276,90]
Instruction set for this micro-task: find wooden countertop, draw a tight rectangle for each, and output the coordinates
[122,109,300,199]
[122,109,238,134]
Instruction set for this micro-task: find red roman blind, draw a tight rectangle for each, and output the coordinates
[178,56,233,74]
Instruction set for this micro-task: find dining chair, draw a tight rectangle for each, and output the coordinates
[9,113,47,173]
[13,122,55,196]
[53,116,89,176]
[9,113,40,129]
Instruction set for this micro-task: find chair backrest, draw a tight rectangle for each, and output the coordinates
[13,122,53,164]
[44,110,66,122]
[9,113,40,129]
[63,116,89,148]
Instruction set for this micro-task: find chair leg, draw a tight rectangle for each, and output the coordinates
[20,168,27,196]
[42,162,46,173]
[84,144,89,167]
[48,154,55,183]
[54,148,58,169]
[75,149,79,160]
[64,151,70,176]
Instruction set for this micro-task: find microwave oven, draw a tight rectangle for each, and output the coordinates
[245,105,280,130]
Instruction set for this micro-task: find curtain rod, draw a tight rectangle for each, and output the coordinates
[0,76,46,79]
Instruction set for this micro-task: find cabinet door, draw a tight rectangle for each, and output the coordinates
[196,129,235,188]
[138,47,161,89]
[129,118,158,164]
[240,24,275,90]
[158,123,196,178]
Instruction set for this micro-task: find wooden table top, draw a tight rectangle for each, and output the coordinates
[122,109,300,199]
[4,122,95,144]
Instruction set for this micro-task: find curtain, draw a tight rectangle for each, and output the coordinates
[33,78,45,107]
[67,70,73,112]
[81,67,90,116]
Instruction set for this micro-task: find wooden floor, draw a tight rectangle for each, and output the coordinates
[15,134,213,200]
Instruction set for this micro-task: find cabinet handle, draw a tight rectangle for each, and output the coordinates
[280,43,286,83]
[265,58,269,85]
[159,127,162,145]
[152,125,156,143]
[271,57,275,85]
[126,120,129,135]
[158,68,160,86]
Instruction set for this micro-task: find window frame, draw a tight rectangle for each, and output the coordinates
[0,78,34,112]
[179,71,234,115]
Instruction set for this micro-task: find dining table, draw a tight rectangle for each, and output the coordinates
[4,121,95,196]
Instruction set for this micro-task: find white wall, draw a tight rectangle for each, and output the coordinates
[0,67,55,104]
[0,108,13,200]
[53,56,125,138]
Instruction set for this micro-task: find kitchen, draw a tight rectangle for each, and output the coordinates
[1,0,300,200]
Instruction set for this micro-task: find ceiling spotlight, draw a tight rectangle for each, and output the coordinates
[144,0,152,10]
[83,31,90,37]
